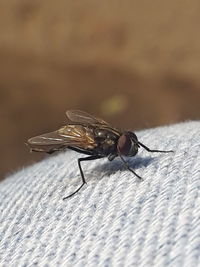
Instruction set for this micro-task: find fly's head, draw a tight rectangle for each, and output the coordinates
[117,131,139,157]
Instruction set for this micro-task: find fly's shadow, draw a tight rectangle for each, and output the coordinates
[93,156,155,177]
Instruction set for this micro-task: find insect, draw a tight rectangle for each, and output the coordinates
[27,110,173,199]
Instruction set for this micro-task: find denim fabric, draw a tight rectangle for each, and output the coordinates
[0,121,200,267]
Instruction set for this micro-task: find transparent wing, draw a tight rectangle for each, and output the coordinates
[28,131,68,146]
[27,125,96,152]
[66,110,109,126]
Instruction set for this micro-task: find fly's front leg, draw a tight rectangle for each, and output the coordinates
[118,153,142,180]
[138,142,174,153]
[63,155,103,199]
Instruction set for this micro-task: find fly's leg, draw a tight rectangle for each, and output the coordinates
[63,155,103,199]
[118,153,142,180]
[138,142,174,153]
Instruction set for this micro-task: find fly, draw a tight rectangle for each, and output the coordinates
[27,110,173,199]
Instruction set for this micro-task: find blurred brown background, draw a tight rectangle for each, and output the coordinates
[1,0,200,180]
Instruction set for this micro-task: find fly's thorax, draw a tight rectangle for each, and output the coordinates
[93,128,119,155]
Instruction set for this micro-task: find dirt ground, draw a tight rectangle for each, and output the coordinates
[0,0,200,180]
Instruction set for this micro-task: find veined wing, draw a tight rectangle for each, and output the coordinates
[27,124,96,152]
[66,110,109,126]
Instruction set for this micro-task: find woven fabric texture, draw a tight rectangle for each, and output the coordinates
[0,121,200,267]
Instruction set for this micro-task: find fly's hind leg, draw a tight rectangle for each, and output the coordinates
[63,155,103,199]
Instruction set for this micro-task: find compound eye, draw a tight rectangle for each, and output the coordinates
[130,132,138,142]
[117,134,132,156]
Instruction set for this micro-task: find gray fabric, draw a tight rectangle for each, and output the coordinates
[0,121,200,267]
